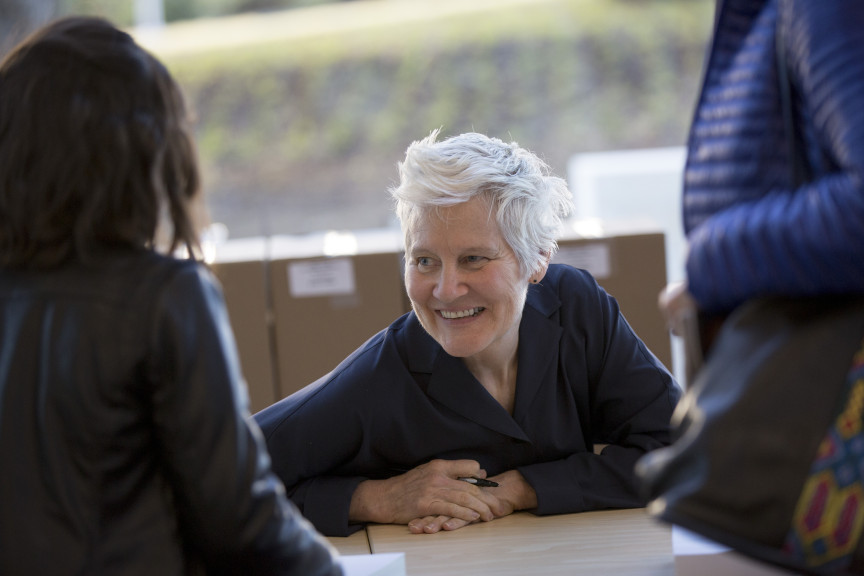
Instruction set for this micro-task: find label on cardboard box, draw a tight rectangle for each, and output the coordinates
[554,243,612,279]
[288,257,356,298]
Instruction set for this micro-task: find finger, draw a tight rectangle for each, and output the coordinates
[408,516,434,534]
[472,489,509,519]
[431,489,496,522]
[408,515,450,534]
[441,517,472,531]
[427,458,485,479]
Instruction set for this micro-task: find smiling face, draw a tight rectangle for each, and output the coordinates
[404,197,535,367]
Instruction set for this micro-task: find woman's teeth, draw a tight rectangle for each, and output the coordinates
[440,307,484,319]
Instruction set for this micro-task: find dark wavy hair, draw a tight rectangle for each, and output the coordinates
[0,16,200,268]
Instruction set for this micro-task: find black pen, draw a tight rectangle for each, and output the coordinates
[458,476,499,487]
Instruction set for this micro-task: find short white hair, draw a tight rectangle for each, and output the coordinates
[389,129,574,278]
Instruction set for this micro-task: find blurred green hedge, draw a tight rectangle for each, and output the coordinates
[58,0,336,25]
[145,0,714,237]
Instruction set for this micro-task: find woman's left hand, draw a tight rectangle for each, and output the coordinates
[407,469,537,534]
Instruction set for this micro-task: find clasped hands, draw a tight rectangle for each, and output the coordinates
[348,459,536,534]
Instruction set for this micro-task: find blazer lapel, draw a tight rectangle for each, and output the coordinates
[402,283,563,442]
[512,281,563,423]
[426,353,531,442]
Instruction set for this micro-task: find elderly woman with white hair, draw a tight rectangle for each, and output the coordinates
[256,130,680,537]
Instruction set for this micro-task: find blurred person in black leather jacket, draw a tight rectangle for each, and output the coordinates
[0,17,342,576]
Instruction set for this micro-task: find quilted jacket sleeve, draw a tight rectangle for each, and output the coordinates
[686,0,864,313]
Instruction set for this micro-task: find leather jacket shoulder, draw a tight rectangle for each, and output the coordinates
[0,249,341,575]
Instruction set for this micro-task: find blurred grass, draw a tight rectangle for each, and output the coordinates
[136,0,714,237]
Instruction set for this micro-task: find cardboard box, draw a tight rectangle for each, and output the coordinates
[210,238,278,414]
[553,230,672,371]
[269,230,408,398]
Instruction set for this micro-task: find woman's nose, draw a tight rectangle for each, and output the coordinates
[433,265,468,301]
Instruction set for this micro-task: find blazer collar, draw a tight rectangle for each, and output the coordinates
[403,282,562,441]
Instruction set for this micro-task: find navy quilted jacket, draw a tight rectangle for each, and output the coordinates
[683,0,864,313]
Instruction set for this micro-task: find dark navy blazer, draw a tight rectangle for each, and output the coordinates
[256,264,680,536]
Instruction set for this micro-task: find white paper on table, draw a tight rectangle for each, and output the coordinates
[672,525,731,556]
[671,525,795,575]
[338,553,405,576]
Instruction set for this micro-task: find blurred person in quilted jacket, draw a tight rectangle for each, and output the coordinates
[659,0,864,361]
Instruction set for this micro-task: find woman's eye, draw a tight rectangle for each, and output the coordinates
[464,255,488,266]
[416,257,432,268]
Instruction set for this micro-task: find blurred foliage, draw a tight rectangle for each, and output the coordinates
[57,0,129,24]
[145,0,713,238]
[162,0,335,22]
[55,0,337,25]
[16,0,713,237]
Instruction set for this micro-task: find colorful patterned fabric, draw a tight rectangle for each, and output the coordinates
[785,341,864,571]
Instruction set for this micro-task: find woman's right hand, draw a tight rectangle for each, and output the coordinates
[348,459,504,526]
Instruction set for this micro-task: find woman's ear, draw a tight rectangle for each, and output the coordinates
[530,252,552,284]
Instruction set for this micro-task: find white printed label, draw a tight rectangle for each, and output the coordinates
[554,243,612,279]
[288,258,356,298]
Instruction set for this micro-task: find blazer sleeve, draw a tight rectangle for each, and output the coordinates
[686,1,864,312]
[149,264,342,575]
[255,379,370,538]
[519,272,680,514]
[254,336,395,537]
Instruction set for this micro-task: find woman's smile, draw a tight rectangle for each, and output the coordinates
[439,307,485,319]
